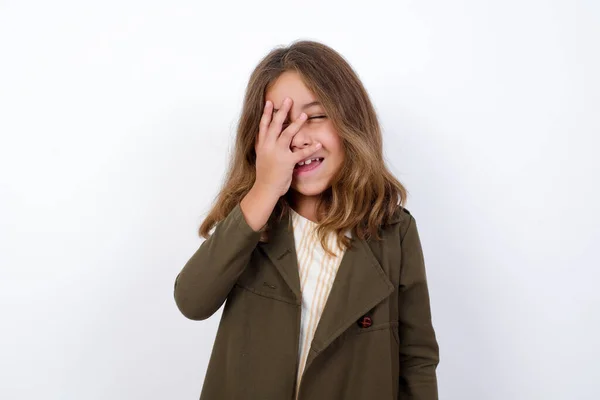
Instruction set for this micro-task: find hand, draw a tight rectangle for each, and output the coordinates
[253,97,322,197]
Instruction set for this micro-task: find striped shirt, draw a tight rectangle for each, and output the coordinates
[290,208,351,398]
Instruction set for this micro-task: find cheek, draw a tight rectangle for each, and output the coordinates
[322,140,344,174]
[325,136,344,161]
[316,128,342,153]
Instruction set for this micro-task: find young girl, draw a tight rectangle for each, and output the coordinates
[174,40,439,400]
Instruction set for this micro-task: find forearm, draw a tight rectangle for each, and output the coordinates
[174,186,279,320]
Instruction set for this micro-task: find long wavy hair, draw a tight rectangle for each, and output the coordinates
[199,39,408,257]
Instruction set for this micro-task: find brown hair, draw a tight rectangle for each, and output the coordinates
[199,39,408,257]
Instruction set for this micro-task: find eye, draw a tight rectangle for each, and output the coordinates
[282,115,326,129]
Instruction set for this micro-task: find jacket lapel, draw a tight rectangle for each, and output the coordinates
[303,234,395,372]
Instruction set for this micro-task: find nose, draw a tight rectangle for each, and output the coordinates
[290,123,312,151]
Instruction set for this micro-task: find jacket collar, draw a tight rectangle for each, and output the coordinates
[258,209,395,373]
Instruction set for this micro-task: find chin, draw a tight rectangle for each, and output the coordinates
[290,182,329,197]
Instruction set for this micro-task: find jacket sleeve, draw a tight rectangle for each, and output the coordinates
[173,202,262,321]
[398,213,440,399]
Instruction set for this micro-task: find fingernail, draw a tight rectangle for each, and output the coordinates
[316,143,322,148]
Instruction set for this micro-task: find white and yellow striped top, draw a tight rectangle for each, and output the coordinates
[290,207,351,398]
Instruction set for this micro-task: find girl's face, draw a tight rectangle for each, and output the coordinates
[265,71,344,199]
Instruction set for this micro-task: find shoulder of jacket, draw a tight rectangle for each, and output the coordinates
[385,203,413,225]
[381,204,415,242]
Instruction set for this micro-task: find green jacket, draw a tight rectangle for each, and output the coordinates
[174,202,439,399]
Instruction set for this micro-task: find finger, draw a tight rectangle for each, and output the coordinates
[293,142,322,163]
[267,97,293,140]
[257,100,273,145]
[278,112,307,147]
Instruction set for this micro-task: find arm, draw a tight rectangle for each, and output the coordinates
[175,97,319,320]
[398,214,440,399]
[173,202,263,321]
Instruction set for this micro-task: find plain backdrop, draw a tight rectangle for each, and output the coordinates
[1,1,599,399]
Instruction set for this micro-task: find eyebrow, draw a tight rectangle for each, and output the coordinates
[273,101,322,113]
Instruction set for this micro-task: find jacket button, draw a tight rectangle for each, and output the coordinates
[357,315,373,328]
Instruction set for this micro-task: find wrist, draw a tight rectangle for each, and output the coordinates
[250,183,281,204]
[240,184,280,232]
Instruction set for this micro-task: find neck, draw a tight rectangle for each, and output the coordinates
[288,191,321,223]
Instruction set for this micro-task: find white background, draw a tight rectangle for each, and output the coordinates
[1,1,599,399]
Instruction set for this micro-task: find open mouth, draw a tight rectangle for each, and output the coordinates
[294,157,324,174]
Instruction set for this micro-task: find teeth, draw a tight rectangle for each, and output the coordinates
[296,158,322,167]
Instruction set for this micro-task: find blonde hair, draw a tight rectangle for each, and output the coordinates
[199,39,408,257]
